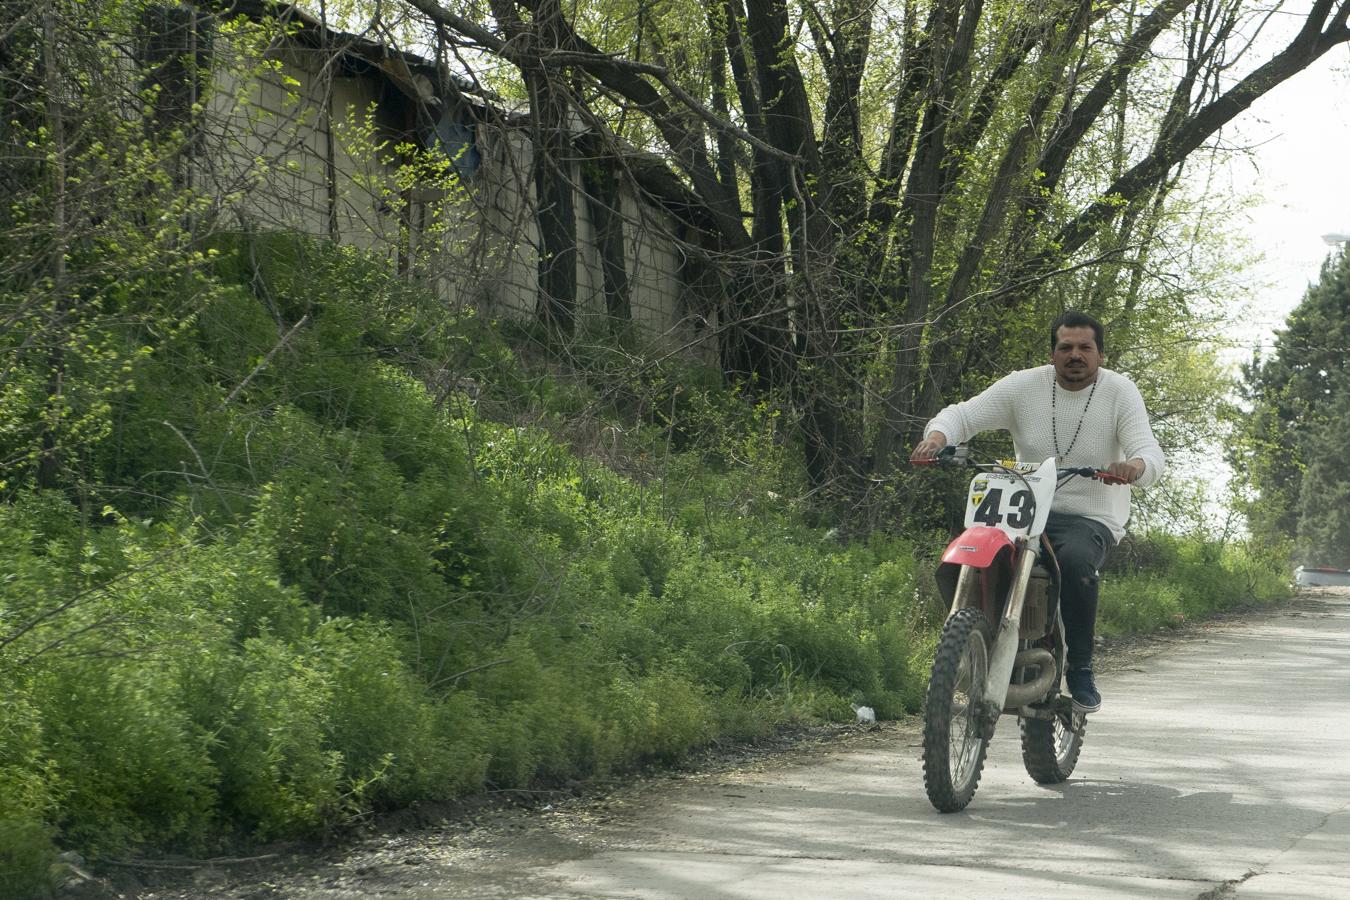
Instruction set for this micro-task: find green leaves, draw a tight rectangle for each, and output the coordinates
[1235,248,1350,557]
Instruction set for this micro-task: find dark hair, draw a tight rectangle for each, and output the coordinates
[1049,310,1104,353]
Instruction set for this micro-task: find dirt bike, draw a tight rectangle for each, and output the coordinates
[911,445,1126,812]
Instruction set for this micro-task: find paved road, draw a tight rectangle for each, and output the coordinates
[507,588,1350,899]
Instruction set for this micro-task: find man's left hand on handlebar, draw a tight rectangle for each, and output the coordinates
[1105,459,1146,484]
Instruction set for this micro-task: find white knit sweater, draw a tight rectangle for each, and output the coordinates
[924,365,1165,541]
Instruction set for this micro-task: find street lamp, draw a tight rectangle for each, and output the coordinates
[1321,232,1350,245]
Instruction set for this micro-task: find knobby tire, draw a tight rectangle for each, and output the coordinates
[1020,712,1085,784]
[922,606,992,813]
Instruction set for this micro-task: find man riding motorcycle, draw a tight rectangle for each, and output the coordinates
[910,310,1165,714]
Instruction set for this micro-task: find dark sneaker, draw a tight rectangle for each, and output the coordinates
[1066,667,1102,714]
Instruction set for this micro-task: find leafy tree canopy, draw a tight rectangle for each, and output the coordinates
[377,0,1350,510]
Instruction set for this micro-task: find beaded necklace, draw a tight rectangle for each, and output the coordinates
[1051,371,1097,458]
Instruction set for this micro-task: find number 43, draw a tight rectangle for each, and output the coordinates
[973,487,1035,529]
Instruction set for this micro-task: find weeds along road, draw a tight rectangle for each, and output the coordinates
[137,587,1350,900]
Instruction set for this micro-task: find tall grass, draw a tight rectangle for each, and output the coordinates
[1099,532,1294,636]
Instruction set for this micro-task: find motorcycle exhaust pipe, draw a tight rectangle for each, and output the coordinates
[1003,647,1057,709]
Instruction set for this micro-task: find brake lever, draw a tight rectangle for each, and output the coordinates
[1059,467,1128,485]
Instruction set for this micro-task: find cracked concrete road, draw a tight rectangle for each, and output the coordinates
[138,588,1350,900]
[486,587,1350,900]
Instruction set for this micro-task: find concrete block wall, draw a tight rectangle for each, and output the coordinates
[195,19,715,359]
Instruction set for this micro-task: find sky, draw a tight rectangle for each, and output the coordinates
[1167,20,1349,529]
[1223,32,1350,358]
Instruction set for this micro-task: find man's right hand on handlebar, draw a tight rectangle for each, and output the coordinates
[910,431,949,462]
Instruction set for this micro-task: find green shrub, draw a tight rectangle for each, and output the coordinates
[0,690,59,900]
[603,671,714,762]
[210,633,346,839]
[34,659,218,858]
[1099,532,1293,636]
[0,818,55,900]
[212,618,489,836]
[873,613,930,718]
[316,619,488,806]
[473,643,577,788]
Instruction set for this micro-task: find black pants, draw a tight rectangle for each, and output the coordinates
[1043,512,1116,670]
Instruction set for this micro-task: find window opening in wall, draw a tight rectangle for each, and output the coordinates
[426,108,481,178]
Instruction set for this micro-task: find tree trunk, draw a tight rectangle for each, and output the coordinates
[38,0,67,490]
[871,0,984,475]
[524,0,578,339]
[579,137,631,326]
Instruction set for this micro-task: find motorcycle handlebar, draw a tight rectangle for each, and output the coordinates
[1060,466,1129,485]
[910,447,1127,484]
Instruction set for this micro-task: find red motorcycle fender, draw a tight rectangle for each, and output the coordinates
[941,526,1014,568]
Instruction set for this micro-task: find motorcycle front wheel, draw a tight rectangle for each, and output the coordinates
[1020,710,1085,784]
[922,606,993,812]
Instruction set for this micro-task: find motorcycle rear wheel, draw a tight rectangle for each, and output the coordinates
[1020,710,1085,784]
[922,606,993,812]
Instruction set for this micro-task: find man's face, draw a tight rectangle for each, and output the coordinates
[1051,325,1103,388]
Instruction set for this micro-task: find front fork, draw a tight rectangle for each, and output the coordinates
[984,542,1036,712]
[955,543,1038,737]
[951,542,1060,737]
